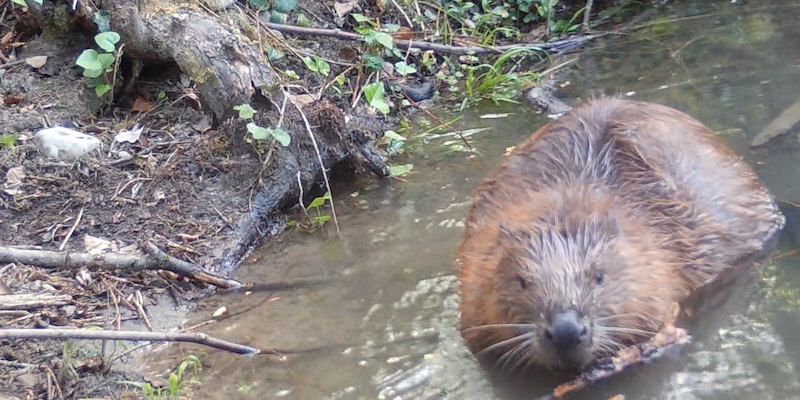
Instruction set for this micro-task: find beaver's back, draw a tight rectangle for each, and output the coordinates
[461,98,784,288]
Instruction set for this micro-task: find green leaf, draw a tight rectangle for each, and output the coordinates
[394,61,417,76]
[266,46,284,61]
[354,26,373,35]
[363,81,390,114]
[247,124,291,146]
[82,68,103,78]
[365,31,394,49]
[95,32,121,53]
[296,13,310,27]
[283,69,299,79]
[97,53,116,70]
[302,56,329,76]
[95,83,112,97]
[247,0,269,9]
[0,133,19,149]
[234,104,256,120]
[247,123,270,140]
[307,196,327,209]
[362,53,384,72]
[269,127,291,146]
[269,11,288,23]
[383,130,406,141]
[388,164,414,177]
[273,0,298,13]
[351,13,373,24]
[92,11,112,32]
[76,49,102,70]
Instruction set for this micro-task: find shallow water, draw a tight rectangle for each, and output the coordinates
[151,1,800,399]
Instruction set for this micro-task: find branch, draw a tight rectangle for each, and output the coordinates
[0,243,243,289]
[0,293,72,311]
[264,22,608,55]
[0,328,260,355]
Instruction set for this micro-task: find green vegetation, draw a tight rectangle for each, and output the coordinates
[234,103,291,147]
[0,133,19,150]
[120,354,202,400]
[75,31,123,98]
[287,192,333,232]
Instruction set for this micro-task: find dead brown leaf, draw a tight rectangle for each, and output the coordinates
[131,96,155,112]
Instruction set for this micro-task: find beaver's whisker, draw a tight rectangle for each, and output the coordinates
[592,313,644,323]
[595,325,656,337]
[478,332,534,356]
[462,323,536,333]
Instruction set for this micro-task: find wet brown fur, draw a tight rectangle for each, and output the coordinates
[458,98,785,373]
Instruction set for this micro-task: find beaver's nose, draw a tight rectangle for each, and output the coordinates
[544,309,587,349]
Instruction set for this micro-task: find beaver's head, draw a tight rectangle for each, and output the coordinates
[460,191,683,374]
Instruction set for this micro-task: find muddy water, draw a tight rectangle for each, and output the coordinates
[149,1,800,399]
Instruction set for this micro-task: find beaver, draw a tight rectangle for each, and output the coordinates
[457,98,785,374]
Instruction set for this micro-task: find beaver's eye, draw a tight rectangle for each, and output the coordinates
[517,275,528,289]
[595,272,605,285]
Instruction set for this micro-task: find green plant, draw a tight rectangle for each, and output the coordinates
[121,355,201,399]
[363,82,390,114]
[75,31,123,98]
[460,47,542,106]
[287,192,333,232]
[233,103,291,146]
[0,133,19,150]
[302,55,331,76]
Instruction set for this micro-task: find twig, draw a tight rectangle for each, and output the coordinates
[284,89,341,236]
[263,22,608,55]
[58,206,84,251]
[0,328,262,355]
[387,0,414,28]
[0,244,244,289]
[583,0,594,31]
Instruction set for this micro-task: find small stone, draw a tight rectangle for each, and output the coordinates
[33,127,102,160]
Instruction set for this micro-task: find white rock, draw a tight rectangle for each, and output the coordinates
[34,127,102,160]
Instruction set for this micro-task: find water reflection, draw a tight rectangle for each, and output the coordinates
[163,1,800,399]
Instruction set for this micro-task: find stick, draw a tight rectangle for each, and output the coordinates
[0,328,261,355]
[284,89,342,236]
[0,293,72,311]
[264,22,607,55]
[0,243,244,289]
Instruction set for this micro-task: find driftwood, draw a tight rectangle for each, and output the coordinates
[0,243,244,289]
[751,98,800,147]
[0,293,72,311]
[0,328,261,355]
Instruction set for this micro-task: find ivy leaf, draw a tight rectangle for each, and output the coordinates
[269,127,291,146]
[94,32,121,53]
[247,123,270,140]
[234,104,257,120]
[95,83,112,97]
[76,50,102,71]
[363,82,390,114]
